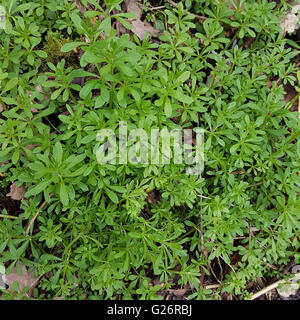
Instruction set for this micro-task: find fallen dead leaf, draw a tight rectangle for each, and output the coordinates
[3,262,40,297]
[277,265,300,298]
[280,3,300,36]
[6,182,27,201]
[124,0,161,40]
[131,20,161,40]
[168,285,190,297]
[124,0,142,17]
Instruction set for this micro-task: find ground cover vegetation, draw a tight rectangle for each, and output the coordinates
[0,0,299,300]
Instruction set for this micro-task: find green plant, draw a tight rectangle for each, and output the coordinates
[0,0,299,300]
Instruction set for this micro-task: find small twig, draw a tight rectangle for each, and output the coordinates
[232,170,245,175]
[72,0,85,15]
[208,263,222,284]
[194,14,207,21]
[166,0,178,8]
[25,193,53,236]
[205,283,222,290]
[250,280,281,300]
[148,6,165,11]
[250,272,300,300]
[198,194,211,199]
[219,254,237,276]
[247,181,263,188]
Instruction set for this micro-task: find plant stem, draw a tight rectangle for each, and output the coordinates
[0,214,21,220]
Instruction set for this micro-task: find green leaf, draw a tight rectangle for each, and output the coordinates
[69,69,97,79]
[51,88,63,100]
[172,91,193,104]
[61,42,86,53]
[175,71,190,84]
[0,263,5,274]
[95,95,105,108]
[128,232,141,239]
[70,13,83,31]
[53,141,63,164]
[60,182,69,207]
[1,97,18,105]
[106,188,119,203]
[109,185,126,193]
[27,180,51,196]
[35,50,48,58]
[100,16,112,34]
[1,78,18,94]
[164,97,172,117]
[115,16,132,30]
[230,143,240,154]
[117,86,125,102]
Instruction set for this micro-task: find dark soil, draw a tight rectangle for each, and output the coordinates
[0,183,22,216]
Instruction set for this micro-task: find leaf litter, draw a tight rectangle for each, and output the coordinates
[124,0,161,39]
[2,262,40,298]
[6,182,27,201]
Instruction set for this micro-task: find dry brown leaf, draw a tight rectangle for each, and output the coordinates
[0,103,3,113]
[131,20,161,39]
[279,1,300,36]
[281,3,300,35]
[125,0,161,40]
[277,265,300,298]
[124,0,142,18]
[73,0,85,15]
[3,262,40,297]
[168,286,190,297]
[6,182,27,201]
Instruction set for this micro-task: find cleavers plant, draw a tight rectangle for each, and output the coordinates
[0,0,299,300]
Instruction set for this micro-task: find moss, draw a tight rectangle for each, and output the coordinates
[41,32,78,70]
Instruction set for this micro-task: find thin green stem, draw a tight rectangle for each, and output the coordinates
[0,214,22,220]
